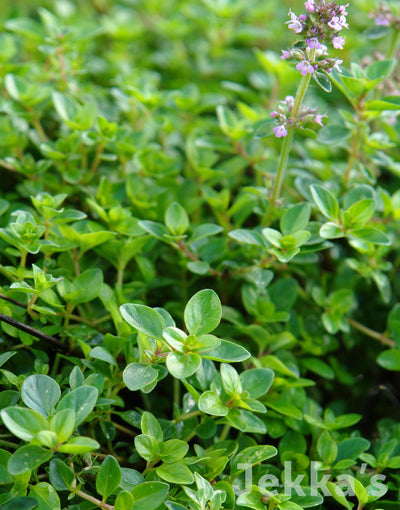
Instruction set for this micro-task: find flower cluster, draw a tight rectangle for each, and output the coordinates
[282,1,349,76]
[369,3,400,29]
[270,96,327,138]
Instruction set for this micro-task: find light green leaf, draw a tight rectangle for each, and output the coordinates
[166,352,202,379]
[120,304,166,339]
[184,289,222,336]
[156,461,194,484]
[21,374,61,418]
[57,386,98,426]
[310,185,339,222]
[96,455,122,500]
[123,363,159,391]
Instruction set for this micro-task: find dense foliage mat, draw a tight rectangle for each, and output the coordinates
[0,0,400,508]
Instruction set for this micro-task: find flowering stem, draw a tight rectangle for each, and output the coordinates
[268,53,315,215]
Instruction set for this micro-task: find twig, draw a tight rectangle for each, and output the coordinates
[0,312,74,353]
[0,159,20,173]
[75,490,114,510]
[347,317,395,348]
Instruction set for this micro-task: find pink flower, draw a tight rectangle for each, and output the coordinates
[328,16,343,30]
[286,10,303,33]
[332,35,345,49]
[315,114,327,126]
[328,14,348,31]
[281,50,292,60]
[305,0,316,13]
[375,14,390,26]
[332,58,343,73]
[273,125,288,138]
[283,96,295,110]
[338,4,349,16]
[296,60,315,76]
[306,38,321,49]
[270,111,278,118]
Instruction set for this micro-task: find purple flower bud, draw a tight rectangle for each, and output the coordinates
[273,125,288,138]
[315,114,327,126]
[305,0,316,13]
[270,111,279,118]
[296,60,315,76]
[332,35,345,49]
[281,50,292,60]
[306,38,321,49]
[299,15,307,22]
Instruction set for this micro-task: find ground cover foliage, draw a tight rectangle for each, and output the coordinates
[0,0,400,508]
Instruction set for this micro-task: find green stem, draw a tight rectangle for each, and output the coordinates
[388,29,400,60]
[173,377,181,414]
[219,423,231,441]
[265,53,315,222]
[347,317,395,348]
[174,409,201,422]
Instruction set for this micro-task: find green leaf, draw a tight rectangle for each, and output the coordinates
[159,440,189,462]
[336,438,370,462]
[8,445,53,475]
[231,445,277,475]
[166,352,202,379]
[188,223,223,244]
[326,481,353,509]
[313,70,332,93]
[228,229,266,248]
[377,349,400,371]
[198,391,228,416]
[57,386,98,426]
[134,434,160,461]
[156,461,194,484]
[301,358,334,380]
[348,226,391,246]
[131,482,169,510]
[311,185,339,222]
[29,482,60,510]
[120,304,166,339]
[220,363,242,396]
[49,459,75,491]
[365,59,396,84]
[280,203,311,235]
[141,412,163,442]
[201,339,250,362]
[71,268,104,305]
[345,199,376,228]
[96,455,122,500]
[52,91,78,123]
[318,125,351,145]
[123,363,159,391]
[317,430,337,465]
[165,202,190,235]
[57,436,100,454]
[1,407,48,442]
[0,351,16,368]
[90,346,118,366]
[1,498,38,510]
[239,368,274,398]
[184,289,222,336]
[21,375,61,418]
[115,491,135,510]
[50,409,75,443]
